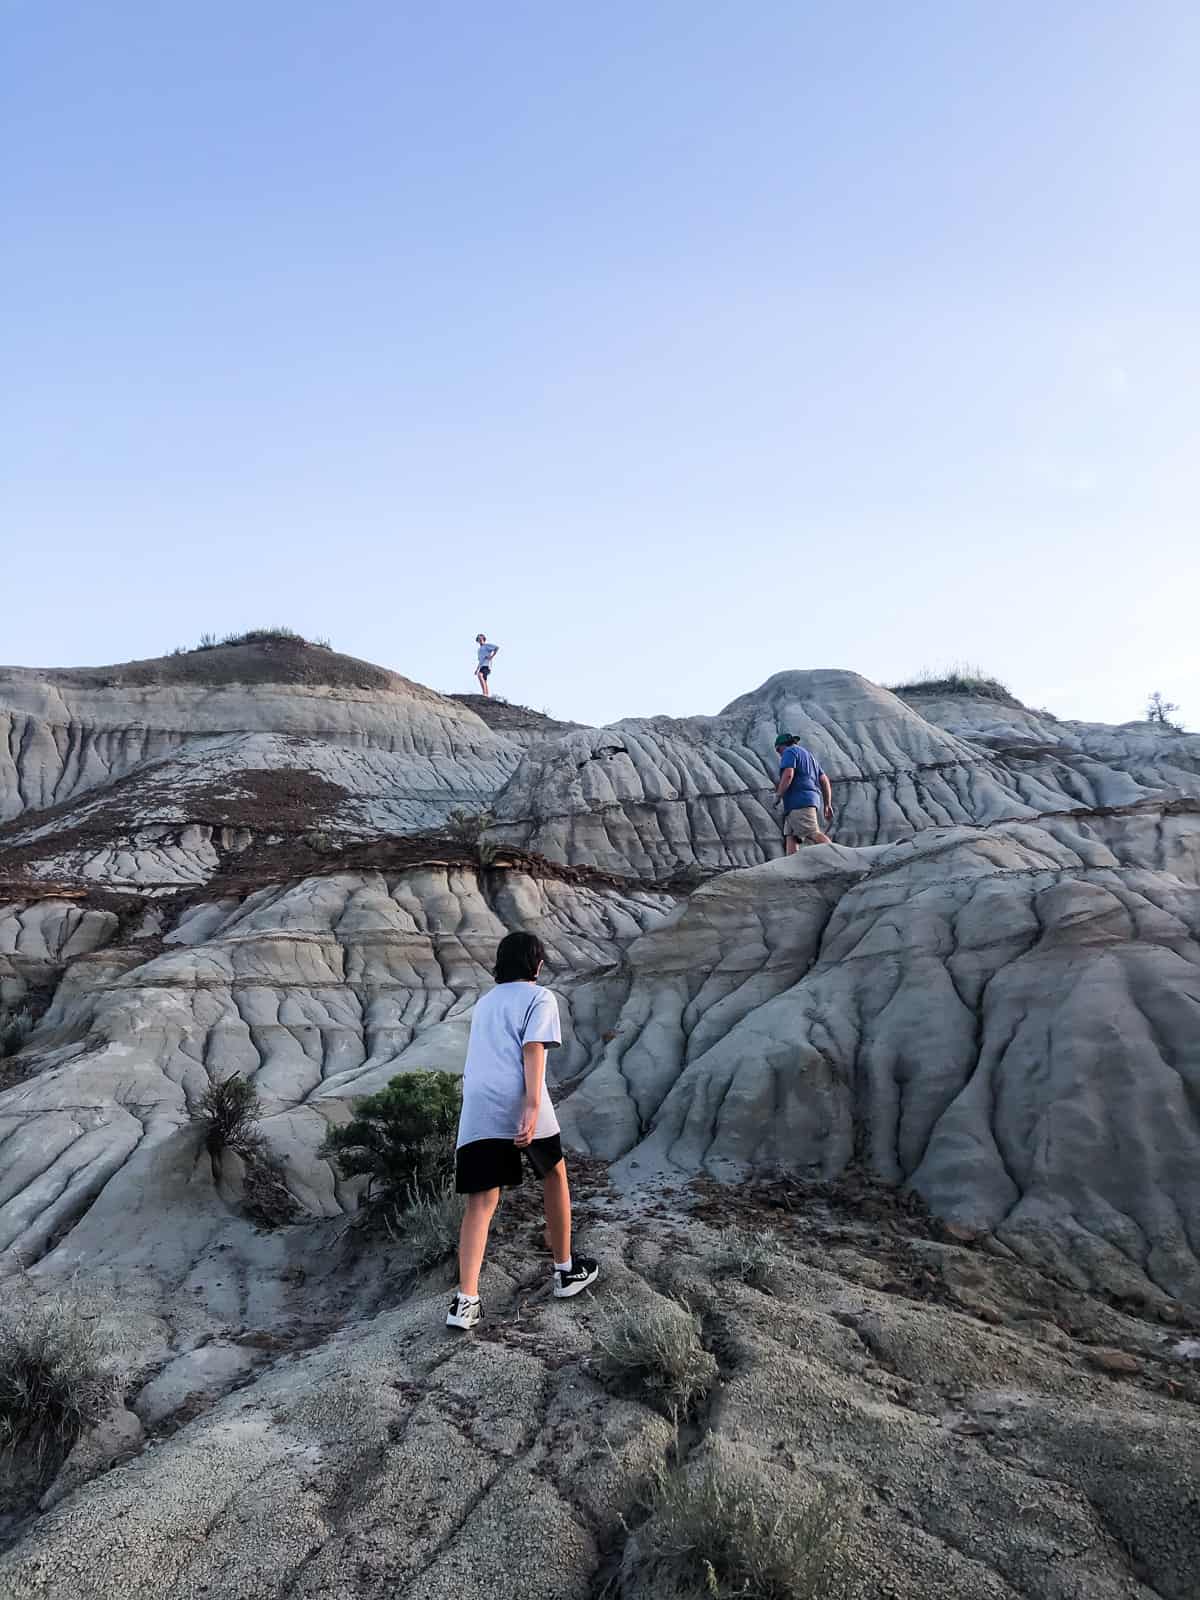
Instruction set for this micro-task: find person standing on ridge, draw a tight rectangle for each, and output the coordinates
[774,732,834,853]
[474,633,500,696]
[446,930,600,1331]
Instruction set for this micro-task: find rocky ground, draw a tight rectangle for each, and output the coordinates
[2,1168,1198,1599]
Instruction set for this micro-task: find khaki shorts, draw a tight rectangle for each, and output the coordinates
[783,806,821,842]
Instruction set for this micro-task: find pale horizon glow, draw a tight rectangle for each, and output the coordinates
[3,2,1198,731]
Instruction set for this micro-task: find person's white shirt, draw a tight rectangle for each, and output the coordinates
[456,981,561,1147]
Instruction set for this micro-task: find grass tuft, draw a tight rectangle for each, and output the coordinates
[594,1299,718,1420]
[712,1228,786,1293]
[174,626,332,654]
[0,1293,115,1472]
[386,1179,465,1273]
[619,1452,849,1600]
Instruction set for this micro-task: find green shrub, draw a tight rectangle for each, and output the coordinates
[620,1453,849,1600]
[320,1071,462,1218]
[192,1074,298,1227]
[594,1299,718,1420]
[0,1294,114,1471]
[194,1073,263,1158]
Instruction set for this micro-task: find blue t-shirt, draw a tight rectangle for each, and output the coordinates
[779,745,824,812]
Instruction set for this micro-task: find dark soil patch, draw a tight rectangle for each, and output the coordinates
[688,1167,940,1241]
[449,694,578,735]
[176,768,350,831]
[0,764,351,875]
[0,830,678,928]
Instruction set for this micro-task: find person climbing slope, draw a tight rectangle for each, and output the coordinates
[474,633,500,695]
[774,731,834,853]
[447,930,600,1330]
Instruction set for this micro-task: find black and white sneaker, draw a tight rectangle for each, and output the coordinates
[553,1256,600,1298]
[446,1292,482,1330]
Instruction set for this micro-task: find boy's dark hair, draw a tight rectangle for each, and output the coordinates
[494,931,546,983]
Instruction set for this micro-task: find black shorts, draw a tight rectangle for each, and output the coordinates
[477,663,490,680]
[455,1135,563,1193]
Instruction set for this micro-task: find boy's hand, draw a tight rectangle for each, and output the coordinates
[515,1099,538,1147]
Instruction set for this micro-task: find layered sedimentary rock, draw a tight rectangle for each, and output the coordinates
[560,819,1200,1304]
[486,670,1193,880]
[0,643,518,886]
[1,645,1198,1313]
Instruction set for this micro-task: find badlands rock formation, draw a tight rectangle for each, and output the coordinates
[1,636,1198,1598]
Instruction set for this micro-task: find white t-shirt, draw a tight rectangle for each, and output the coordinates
[456,981,562,1148]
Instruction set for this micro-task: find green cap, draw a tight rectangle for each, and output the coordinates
[774,732,797,748]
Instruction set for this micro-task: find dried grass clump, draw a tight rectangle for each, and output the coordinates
[887,662,1020,708]
[620,1453,849,1599]
[387,1179,465,1273]
[0,1294,114,1472]
[179,626,331,654]
[241,1149,301,1228]
[712,1227,786,1293]
[594,1299,717,1419]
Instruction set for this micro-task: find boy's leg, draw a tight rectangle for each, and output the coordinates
[457,1188,501,1297]
[543,1159,571,1265]
[538,1152,600,1297]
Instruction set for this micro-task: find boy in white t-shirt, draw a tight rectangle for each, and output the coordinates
[447,931,600,1329]
[474,633,499,696]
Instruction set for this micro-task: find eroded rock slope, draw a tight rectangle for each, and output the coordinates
[2,641,1200,1596]
[1,646,1198,1307]
[2,1184,1199,1600]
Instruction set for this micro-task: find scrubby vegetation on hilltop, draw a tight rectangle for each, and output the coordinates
[172,626,333,655]
[887,662,1024,708]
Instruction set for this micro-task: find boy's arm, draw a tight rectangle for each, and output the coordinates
[820,772,833,819]
[775,767,794,802]
[516,1041,545,1146]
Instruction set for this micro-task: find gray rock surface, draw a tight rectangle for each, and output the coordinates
[1,1204,1197,1600]
[486,669,1200,879]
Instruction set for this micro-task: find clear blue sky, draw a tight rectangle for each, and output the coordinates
[4,2,1197,728]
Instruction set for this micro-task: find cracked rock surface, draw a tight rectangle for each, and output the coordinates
[1,1189,1198,1600]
